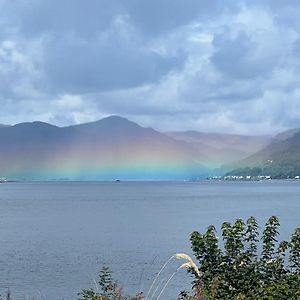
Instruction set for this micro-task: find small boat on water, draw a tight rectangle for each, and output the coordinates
[0,177,7,183]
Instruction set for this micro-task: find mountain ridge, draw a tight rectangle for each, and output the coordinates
[2,115,298,180]
[167,130,272,165]
[0,116,207,180]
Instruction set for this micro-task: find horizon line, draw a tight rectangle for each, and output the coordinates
[0,115,281,137]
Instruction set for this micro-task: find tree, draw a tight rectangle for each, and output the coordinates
[188,216,300,299]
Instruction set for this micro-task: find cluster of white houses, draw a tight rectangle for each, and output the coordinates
[223,175,271,180]
[222,175,300,180]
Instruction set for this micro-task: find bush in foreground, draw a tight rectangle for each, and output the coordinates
[78,266,143,300]
[186,216,300,299]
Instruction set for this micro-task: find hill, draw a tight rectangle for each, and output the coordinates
[0,116,207,180]
[167,131,271,166]
[0,116,279,180]
[225,129,300,178]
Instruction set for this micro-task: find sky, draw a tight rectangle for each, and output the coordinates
[0,0,300,134]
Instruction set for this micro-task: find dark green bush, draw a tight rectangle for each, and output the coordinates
[187,216,300,300]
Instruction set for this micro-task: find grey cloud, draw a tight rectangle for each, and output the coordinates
[0,0,188,94]
[292,38,300,59]
[179,70,264,104]
[2,0,122,38]
[1,0,221,38]
[43,32,186,93]
[1,0,300,135]
[0,40,38,100]
[123,0,220,35]
[212,32,272,80]
[252,1,300,33]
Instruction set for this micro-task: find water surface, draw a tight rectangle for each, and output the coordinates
[0,181,299,299]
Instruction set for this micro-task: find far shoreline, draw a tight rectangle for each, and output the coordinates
[2,178,300,184]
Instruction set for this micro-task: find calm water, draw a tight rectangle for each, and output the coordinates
[0,181,300,299]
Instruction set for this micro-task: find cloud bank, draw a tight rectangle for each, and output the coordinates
[0,0,300,134]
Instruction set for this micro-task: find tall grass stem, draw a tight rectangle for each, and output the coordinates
[145,255,174,300]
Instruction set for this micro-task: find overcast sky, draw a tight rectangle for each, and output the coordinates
[0,0,300,134]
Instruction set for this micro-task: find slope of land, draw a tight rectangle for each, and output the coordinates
[225,129,300,178]
[167,131,271,165]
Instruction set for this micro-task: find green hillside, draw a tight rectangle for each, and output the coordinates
[225,129,300,178]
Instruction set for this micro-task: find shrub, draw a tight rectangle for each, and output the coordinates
[78,266,142,300]
[186,216,300,300]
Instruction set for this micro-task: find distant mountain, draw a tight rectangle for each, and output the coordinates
[0,116,208,180]
[272,128,300,141]
[167,131,271,166]
[3,116,290,180]
[225,128,300,178]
